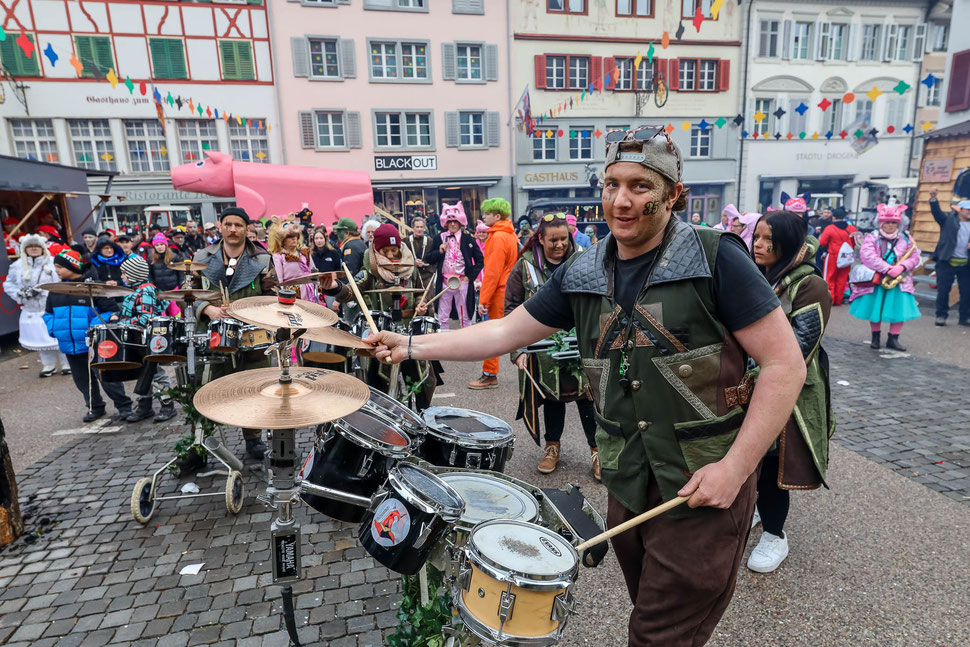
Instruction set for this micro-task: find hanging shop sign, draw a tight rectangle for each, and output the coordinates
[374,155,438,172]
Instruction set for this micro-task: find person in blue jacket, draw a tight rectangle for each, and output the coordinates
[44,249,133,423]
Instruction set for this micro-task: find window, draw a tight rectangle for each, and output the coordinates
[680,60,696,90]
[0,34,39,76]
[689,127,710,158]
[398,0,424,6]
[532,132,556,160]
[315,112,346,148]
[569,128,592,160]
[149,38,187,79]
[68,119,116,171]
[820,23,846,60]
[125,120,169,172]
[548,0,585,14]
[860,25,881,61]
[363,0,427,10]
[219,40,255,80]
[854,98,874,125]
[759,20,780,57]
[375,112,402,147]
[405,113,432,147]
[310,39,340,78]
[885,98,905,131]
[698,60,717,91]
[636,59,653,91]
[370,42,397,79]
[754,98,772,136]
[459,112,484,147]
[615,58,633,90]
[893,25,911,61]
[825,99,843,134]
[229,119,269,163]
[931,23,948,52]
[177,120,219,162]
[10,119,57,162]
[546,55,566,89]
[682,0,713,18]
[75,35,114,78]
[569,57,589,90]
[368,40,428,81]
[617,0,651,17]
[945,49,970,112]
[792,22,812,60]
[927,75,943,107]
[456,44,482,81]
[401,42,428,79]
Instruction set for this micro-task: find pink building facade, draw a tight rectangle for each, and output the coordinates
[270,0,512,225]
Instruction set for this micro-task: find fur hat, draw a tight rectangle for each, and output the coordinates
[121,254,150,284]
[476,221,489,234]
[53,249,83,273]
[877,203,907,223]
[19,234,47,253]
[372,224,401,251]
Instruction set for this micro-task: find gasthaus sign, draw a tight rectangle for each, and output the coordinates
[374,155,438,171]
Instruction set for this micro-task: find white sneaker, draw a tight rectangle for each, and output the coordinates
[747,531,789,573]
[750,507,761,529]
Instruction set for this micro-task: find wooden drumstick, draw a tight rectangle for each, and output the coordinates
[341,262,388,362]
[422,286,451,308]
[417,273,436,305]
[574,496,689,551]
[422,276,461,307]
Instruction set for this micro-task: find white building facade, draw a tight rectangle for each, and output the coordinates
[0,0,281,227]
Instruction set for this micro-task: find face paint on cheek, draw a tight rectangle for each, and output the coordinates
[604,190,616,202]
[642,201,662,216]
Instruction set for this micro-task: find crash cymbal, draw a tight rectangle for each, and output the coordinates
[227,295,338,330]
[364,286,425,294]
[278,272,335,287]
[166,261,209,272]
[38,282,133,298]
[302,325,372,350]
[301,350,347,364]
[157,289,222,302]
[193,367,369,429]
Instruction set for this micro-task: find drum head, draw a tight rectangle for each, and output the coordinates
[338,410,410,454]
[469,520,577,579]
[439,473,538,528]
[423,407,513,445]
[367,387,425,429]
[395,463,464,517]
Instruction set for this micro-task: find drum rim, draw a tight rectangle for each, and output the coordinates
[439,472,540,531]
[454,594,565,647]
[365,387,427,429]
[465,519,579,589]
[389,463,464,519]
[332,413,412,458]
[422,407,514,448]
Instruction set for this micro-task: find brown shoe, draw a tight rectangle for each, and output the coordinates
[538,442,561,474]
[591,448,602,481]
[467,374,498,390]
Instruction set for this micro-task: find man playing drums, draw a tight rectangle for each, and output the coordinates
[366,129,806,645]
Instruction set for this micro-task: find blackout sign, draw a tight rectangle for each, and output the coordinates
[374,155,438,171]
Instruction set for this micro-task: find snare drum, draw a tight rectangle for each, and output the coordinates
[358,463,464,575]
[146,317,188,364]
[455,519,579,646]
[208,318,273,353]
[300,411,412,523]
[88,324,147,371]
[410,316,440,336]
[361,386,427,448]
[420,407,515,472]
[352,311,394,337]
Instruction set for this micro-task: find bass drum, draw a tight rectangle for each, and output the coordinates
[89,324,146,371]
[420,407,515,472]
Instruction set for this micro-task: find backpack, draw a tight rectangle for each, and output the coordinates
[835,241,854,268]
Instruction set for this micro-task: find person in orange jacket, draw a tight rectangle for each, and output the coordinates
[818,207,858,305]
[468,198,519,389]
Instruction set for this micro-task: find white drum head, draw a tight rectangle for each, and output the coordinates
[440,473,538,528]
[470,520,576,578]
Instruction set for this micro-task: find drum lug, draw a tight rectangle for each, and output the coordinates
[368,489,389,513]
[455,562,472,592]
[466,453,481,469]
[498,589,516,623]
[356,453,373,478]
[412,521,434,550]
[551,590,574,622]
[448,445,457,466]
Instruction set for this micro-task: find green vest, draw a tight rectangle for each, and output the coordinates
[561,220,750,518]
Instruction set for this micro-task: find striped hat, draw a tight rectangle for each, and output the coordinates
[121,254,150,284]
[53,249,83,273]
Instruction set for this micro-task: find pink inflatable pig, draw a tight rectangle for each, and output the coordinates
[171,151,374,226]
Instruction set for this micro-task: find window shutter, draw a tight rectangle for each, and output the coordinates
[883,23,896,61]
[445,112,459,147]
[94,36,113,72]
[236,42,254,79]
[812,21,824,60]
[453,0,484,13]
[487,111,500,147]
[1,35,37,76]
[668,58,679,90]
[913,23,926,61]
[346,111,362,148]
[151,39,171,79]
[534,55,546,89]
[291,37,310,77]
[168,40,187,78]
[442,42,457,80]
[602,56,614,90]
[221,41,238,79]
[846,24,858,62]
[76,36,95,76]
[654,58,667,89]
[917,83,927,108]
[781,20,792,60]
[485,44,498,81]
[945,49,970,113]
[339,39,356,77]
[717,59,729,91]
[299,111,316,148]
[590,56,602,91]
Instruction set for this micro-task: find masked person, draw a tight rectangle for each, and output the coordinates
[365,127,806,646]
[332,217,367,276]
[424,202,483,330]
[268,222,319,304]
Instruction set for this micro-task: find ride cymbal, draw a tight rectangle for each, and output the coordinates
[193,367,369,428]
[166,261,209,272]
[301,325,372,350]
[38,282,133,298]
[157,289,222,302]
[227,295,338,330]
[278,272,335,287]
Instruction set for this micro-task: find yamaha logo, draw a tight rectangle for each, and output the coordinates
[539,536,562,557]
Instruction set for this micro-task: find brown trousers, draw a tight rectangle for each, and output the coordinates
[607,471,758,647]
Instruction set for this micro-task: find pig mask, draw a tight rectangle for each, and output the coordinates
[440,202,468,228]
[171,151,235,197]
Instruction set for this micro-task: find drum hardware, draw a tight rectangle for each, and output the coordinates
[420,407,515,472]
[156,289,221,302]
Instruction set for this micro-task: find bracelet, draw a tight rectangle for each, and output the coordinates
[407,334,413,361]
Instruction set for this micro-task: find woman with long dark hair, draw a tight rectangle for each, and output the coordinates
[747,210,835,573]
[504,213,600,479]
[309,225,340,273]
[148,234,184,291]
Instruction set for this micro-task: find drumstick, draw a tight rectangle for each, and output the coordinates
[422,285,452,307]
[341,262,388,362]
[574,496,689,552]
[417,274,436,305]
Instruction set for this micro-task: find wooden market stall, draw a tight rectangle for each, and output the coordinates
[910,119,970,255]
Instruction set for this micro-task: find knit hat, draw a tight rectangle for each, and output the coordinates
[219,207,250,225]
[876,203,907,224]
[36,225,59,237]
[121,254,150,284]
[53,249,83,273]
[372,224,400,252]
[332,217,359,233]
[565,214,577,226]
[152,233,169,246]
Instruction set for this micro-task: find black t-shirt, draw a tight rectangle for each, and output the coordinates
[524,235,778,333]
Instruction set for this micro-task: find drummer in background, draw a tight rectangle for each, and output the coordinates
[44,249,134,423]
[367,128,806,646]
[192,207,277,460]
[505,213,599,480]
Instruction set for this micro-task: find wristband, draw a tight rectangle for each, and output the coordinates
[407,334,413,361]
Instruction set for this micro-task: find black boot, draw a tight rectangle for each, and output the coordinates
[82,408,105,423]
[886,334,907,351]
[870,331,880,349]
[154,398,177,423]
[126,400,155,423]
[245,437,267,460]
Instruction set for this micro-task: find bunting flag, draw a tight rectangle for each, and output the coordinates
[17,32,34,58]
[0,25,6,41]
[43,43,57,67]
[106,68,118,88]
[921,74,938,89]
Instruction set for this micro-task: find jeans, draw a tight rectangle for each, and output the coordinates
[65,352,132,414]
[934,260,970,320]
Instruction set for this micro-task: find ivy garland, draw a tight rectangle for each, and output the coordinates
[165,383,223,474]
[387,567,454,647]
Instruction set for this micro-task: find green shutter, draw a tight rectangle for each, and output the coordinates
[150,38,186,79]
[75,36,112,78]
[2,35,39,75]
[167,40,187,79]
[93,36,113,72]
[220,40,254,80]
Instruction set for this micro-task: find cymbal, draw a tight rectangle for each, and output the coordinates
[193,367,369,429]
[157,289,222,302]
[38,282,133,297]
[227,295,338,330]
[364,286,424,294]
[302,325,372,350]
[166,261,209,272]
[278,272,335,287]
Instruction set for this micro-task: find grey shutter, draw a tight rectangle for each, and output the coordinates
[339,39,356,78]
[453,0,484,13]
[912,23,926,61]
[445,112,459,147]
[486,111,500,147]
[846,24,858,61]
[291,37,310,77]
[442,42,457,80]
[299,111,316,148]
[346,111,362,148]
[811,21,822,60]
[485,44,498,82]
[781,20,792,60]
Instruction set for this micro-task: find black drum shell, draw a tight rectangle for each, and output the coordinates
[146,318,188,363]
[357,489,453,575]
[418,435,513,472]
[89,325,146,371]
[208,319,244,353]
